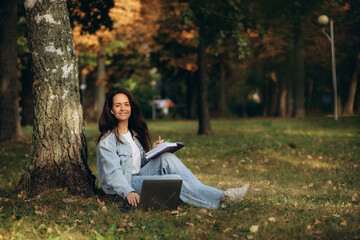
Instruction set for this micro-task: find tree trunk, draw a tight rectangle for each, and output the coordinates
[219,54,228,117]
[21,63,34,126]
[269,72,279,116]
[293,20,305,118]
[0,0,24,141]
[94,38,106,122]
[286,68,294,117]
[263,75,269,117]
[279,82,287,117]
[197,38,211,135]
[343,53,360,114]
[18,0,95,197]
[186,71,197,119]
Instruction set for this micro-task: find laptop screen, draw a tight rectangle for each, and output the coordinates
[138,179,183,211]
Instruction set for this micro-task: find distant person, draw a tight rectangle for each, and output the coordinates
[96,88,249,209]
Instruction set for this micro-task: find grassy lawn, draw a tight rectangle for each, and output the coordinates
[0,116,359,239]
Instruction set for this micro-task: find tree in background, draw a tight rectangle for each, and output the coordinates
[68,0,114,122]
[151,1,198,119]
[0,0,25,141]
[339,0,360,114]
[183,0,253,134]
[18,0,95,196]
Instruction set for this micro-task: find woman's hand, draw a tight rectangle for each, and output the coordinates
[153,136,164,148]
[126,192,140,206]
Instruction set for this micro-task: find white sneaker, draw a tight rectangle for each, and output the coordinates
[224,184,249,203]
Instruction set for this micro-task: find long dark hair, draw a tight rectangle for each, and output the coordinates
[98,88,152,152]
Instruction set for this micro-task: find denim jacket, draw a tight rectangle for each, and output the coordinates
[97,131,150,199]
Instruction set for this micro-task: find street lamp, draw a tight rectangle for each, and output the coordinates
[318,15,338,120]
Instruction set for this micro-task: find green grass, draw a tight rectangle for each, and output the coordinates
[0,116,359,239]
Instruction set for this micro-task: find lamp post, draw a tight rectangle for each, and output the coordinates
[318,15,338,120]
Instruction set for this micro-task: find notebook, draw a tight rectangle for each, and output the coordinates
[138,179,183,211]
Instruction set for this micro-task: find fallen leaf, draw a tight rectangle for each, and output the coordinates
[340,220,347,226]
[309,183,314,188]
[9,215,16,221]
[120,222,127,228]
[268,217,275,222]
[306,225,313,230]
[199,209,207,214]
[47,228,53,233]
[35,210,43,215]
[315,230,322,235]
[250,225,259,233]
[117,228,126,232]
[352,193,358,202]
[223,227,232,233]
[186,222,194,227]
[314,219,322,225]
[247,235,254,239]
[62,198,75,203]
[332,214,340,218]
[96,197,105,206]
[101,206,107,212]
[128,222,134,228]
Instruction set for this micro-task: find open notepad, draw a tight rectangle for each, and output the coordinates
[145,142,185,160]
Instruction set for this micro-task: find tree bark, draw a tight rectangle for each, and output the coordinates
[197,38,211,135]
[94,38,106,122]
[0,0,24,141]
[18,0,95,197]
[343,53,360,114]
[219,54,228,117]
[263,75,269,117]
[293,21,305,118]
[269,72,279,116]
[279,75,287,117]
[286,68,294,117]
[186,71,197,119]
[21,63,34,126]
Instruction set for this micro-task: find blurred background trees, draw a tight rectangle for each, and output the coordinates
[1,0,359,139]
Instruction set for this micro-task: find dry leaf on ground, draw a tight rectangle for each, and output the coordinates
[250,225,259,233]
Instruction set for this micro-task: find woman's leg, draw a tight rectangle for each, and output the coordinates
[139,153,223,209]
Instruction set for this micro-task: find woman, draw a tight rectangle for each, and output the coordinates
[97,88,249,209]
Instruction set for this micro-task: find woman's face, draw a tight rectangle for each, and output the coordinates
[112,93,131,122]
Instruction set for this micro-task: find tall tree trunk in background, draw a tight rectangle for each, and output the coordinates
[0,0,24,141]
[219,54,228,117]
[186,71,197,119]
[197,38,211,135]
[286,68,294,117]
[269,72,279,116]
[293,20,305,118]
[18,0,95,197]
[94,38,106,122]
[343,53,360,114]
[279,75,287,117]
[263,76,269,117]
[21,61,34,126]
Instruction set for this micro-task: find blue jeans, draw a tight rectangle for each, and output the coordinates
[131,152,224,209]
